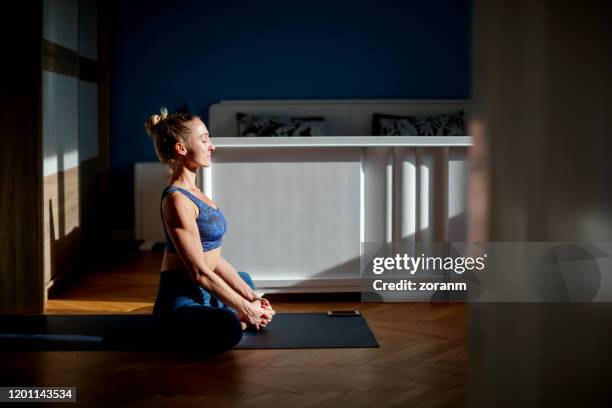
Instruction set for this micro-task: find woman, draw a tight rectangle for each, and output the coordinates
[145,107,275,353]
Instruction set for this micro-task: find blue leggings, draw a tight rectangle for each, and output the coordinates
[153,270,255,354]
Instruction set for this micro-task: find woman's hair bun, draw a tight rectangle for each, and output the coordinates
[144,106,199,166]
[144,106,169,137]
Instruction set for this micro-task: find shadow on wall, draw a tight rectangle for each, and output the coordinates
[44,158,81,293]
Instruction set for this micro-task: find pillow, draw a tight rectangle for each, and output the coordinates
[237,113,328,136]
[372,111,466,136]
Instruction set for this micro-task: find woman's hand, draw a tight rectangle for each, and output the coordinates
[237,300,271,330]
[256,298,276,321]
[254,298,275,328]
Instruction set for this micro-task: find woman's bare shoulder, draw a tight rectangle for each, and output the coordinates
[162,191,197,218]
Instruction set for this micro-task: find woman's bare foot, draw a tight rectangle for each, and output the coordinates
[241,321,247,331]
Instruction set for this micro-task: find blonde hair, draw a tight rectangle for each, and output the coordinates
[144,107,200,165]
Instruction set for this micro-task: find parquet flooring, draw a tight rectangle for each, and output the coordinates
[2,249,467,407]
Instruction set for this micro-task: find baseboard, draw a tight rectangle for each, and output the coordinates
[254,278,363,294]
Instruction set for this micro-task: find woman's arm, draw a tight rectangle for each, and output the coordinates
[215,256,276,322]
[214,256,258,301]
[163,193,265,327]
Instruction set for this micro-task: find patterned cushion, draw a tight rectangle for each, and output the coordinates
[237,113,328,136]
[372,111,466,136]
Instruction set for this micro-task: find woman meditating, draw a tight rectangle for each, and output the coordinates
[145,107,275,353]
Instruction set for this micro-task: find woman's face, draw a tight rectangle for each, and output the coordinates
[184,118,215,168]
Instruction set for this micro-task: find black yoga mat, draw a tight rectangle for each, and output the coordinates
[0,315,159,351]
[0,313,378,351]
[236,312,379,349]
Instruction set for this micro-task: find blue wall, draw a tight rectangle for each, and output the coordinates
[110,0,470,231]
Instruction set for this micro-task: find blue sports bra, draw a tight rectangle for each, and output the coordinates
[161,186,227,253]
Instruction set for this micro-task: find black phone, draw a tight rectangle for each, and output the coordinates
[327,310,360,316]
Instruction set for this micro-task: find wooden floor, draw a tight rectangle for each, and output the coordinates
[3,249,468,407]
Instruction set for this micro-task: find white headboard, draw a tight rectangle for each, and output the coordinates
[209,99,470,137]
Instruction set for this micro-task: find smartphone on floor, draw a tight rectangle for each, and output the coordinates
[327,310,360,317]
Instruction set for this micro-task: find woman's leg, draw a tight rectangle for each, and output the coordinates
[160,304,243,357]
